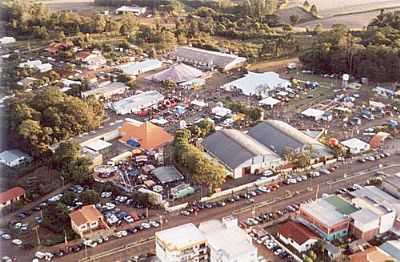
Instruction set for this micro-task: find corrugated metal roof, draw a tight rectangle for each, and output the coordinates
[202,129,280,170]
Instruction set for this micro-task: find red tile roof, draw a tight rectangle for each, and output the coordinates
[119,121,174,150]
[277,220,320,245]
[0,187,25,204]
[69,205,103,227]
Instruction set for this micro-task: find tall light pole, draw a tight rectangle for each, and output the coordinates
[32,225,41,246]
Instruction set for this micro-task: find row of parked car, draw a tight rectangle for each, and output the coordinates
[248,231,294,261]
[358,152,391,163]
[180,184,281,216]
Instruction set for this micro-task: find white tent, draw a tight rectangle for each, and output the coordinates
[259,97,280,108]
[211,106,232,117]
[221,72,291,96]
[302,108,326,121]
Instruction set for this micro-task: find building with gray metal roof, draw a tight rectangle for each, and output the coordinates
[248,120,333,158]
[202,129,282,179]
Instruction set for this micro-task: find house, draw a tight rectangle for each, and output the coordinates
[174,46,246,71]
[111,90,164,115]
[0,37,16,45]
[211,105,232,118]
[115,5,147,15]
[297,195,359,240]
[18,60,52,73]
[77,51,106,70]
[247,120,333,159]
[350,208,380,241]
[81,82,129,99]
[382,174,400,199]
[150,63,203,84]
[221,72,291,96]
[349,246,395,262]
[117,59,162,76]
[202,129,282,178]
[119,120,174,150]
[277,220,320,253]
[0,187,25,210]
[340,138,370,154]
[69,205,108,238]
[379,240,400,261]
[0,149,32,168]
[349,186,399,234]
[199,216,258,262]
[155,223,209,262]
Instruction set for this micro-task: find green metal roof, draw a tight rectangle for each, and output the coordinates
[324,195,359,215]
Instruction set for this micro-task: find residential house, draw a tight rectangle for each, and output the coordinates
[115,5,147,15]
[0,149,32,168]
[341,138,371,154]
[0,187,25,210]
[69,205,108,238]
[18,60,52,73]
[77,51,107,70]
[277,220,320,253]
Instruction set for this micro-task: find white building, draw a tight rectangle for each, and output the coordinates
[118,59,162,76]
[258,97,280,109]
[350,208,380,241]
[0,150,32,168]
[81,82,128,99]
[340,138,370,154]
[211,106,232,118]
[175,46,246,71]
[350,186,400,234]
[301,108,326,121]
[115,5,147,15]
[111,90,164,115]
[156,217,257,262]
[221,72,291,96]
[18,60,52,73]
[155,223,209,262]
[81,52,107,70]
[199,216,258,262]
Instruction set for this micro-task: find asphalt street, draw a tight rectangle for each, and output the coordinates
[45,154,400,262]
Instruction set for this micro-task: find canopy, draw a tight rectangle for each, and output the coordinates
[151,63,203,83]
[259,97,280,107]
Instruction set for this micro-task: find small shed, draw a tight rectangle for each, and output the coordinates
[259,97,280,109]
[341,138,370,154]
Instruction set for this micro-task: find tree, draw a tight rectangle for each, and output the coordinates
[290,14,300,25]
[61,157,92,184]
[81,190,100,205]
[303,0,310,10]
[42,202,70,233]
[62,191,77,206]
[52,141,81,169]
[310,4,318,16]
[248,107,263,121]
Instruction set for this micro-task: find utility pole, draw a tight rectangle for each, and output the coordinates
[315,184,320,200]
[160,215,163,230]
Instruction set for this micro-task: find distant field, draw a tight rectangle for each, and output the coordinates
[298,8,400,30]
[37,0,96,11]
[287,0,400,16]
[276,6,315,25]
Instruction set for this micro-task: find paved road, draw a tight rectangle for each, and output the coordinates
[46,155,400,262]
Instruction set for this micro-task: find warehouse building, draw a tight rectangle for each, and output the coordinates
[248,120,333,159]
[202,129,282,179]
[117,59,162,76]
[174,46,246,71]
[81,82,129,99]
[111,90,164,115]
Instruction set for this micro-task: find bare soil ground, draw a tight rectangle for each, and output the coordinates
[276,6,315,25]
[248,58,299,73]
[37,0,98,11]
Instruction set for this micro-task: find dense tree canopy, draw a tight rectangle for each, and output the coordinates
[300,13,400,82]
[8,87,104,157]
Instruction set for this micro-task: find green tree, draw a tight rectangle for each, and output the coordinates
[290,14,300,25]
[42,202,70,233]
[81,189,100,205]
[248,107,263,121]
[303,0,310,10]
[52,141,81,169]
[62,191,77,205]
[310,4,318,16]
